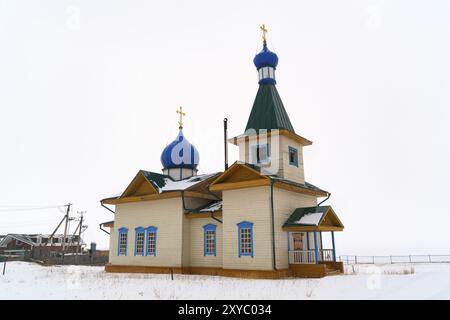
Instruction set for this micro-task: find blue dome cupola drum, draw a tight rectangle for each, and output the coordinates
[253,24,278,85]
[160,107,200,181]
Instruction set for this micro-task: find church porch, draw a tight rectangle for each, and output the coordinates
[283,206,344,278]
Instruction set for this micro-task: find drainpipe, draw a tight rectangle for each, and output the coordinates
[101,202,115,214]
[100,202,114,236]
[99,223,110,235]
[270,179,277,271]
[210,212,223,224]
[317,192,331,207]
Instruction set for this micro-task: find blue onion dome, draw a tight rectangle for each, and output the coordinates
[253,41,279,70]
[160,130,199,170]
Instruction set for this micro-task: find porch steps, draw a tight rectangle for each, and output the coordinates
[325,265,342,276]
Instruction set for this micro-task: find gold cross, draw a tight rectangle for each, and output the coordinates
[260,24,268,43]
[176,106,186,129]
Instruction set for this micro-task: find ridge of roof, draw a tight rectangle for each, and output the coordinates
[283,206,331,228]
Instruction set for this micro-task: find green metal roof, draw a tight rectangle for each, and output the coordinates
[283,206,331,228]
[141,170,168,190]
[245,84,295,133]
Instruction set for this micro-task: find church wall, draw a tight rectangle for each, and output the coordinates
[222,186,273,271]
[182,214,191,267]
[189,217,223,268]
[181,197,213,267]
[109,227,115,263]
[273,187,317,269]
[109,198,184,267]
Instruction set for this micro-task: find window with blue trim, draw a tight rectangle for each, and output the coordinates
[237,221,254,257]
[288,146,299,167]
[117,227,128,256]
[145,226,157,256]
[253,144,270,164]
[203,224,216,256]
[134,227,145,256]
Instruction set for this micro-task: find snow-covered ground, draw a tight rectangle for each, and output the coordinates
[1,262,449,299]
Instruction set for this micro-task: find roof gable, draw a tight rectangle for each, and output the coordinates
[120,171,159,198]
[102,171,222,204]
[283,206,344,231]
[210,162,270,191]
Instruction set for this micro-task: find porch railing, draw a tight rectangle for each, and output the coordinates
[289,250,315,264]
[319,249,335,262]
[289,249,335,264]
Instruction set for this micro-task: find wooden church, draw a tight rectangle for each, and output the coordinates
[100,26,345,278]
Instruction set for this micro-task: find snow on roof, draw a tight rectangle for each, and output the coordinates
[158,173,219,193]
[295,212,324,226]
[198,201,223,213]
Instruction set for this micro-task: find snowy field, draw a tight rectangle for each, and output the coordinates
[1,262,449,299]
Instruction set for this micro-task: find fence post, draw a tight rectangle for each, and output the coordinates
[2,257,6,275]
[355,256,358,265]
[390,256,393,264]
[409,255,412,263]
[372,256,375,264]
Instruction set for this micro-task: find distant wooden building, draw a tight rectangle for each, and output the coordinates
[0,234,84,255]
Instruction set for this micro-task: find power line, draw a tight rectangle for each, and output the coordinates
[0,205,67,212]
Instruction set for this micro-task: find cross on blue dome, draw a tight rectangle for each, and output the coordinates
[253,25,278,85]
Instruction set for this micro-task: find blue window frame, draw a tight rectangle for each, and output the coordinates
[145,226,157,256]
[288,146,299,167]
[237,221,254,257]
[134,227,145,256]
[117,227,128,256]
[203,224,216,256]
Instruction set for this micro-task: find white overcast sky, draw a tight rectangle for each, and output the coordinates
[0,0,449,254]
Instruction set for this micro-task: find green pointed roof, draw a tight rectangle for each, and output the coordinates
[245,84,295,133]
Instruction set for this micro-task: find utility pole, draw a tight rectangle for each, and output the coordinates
[61,204,71,252]
[43,203,71,247]
[61,203,72,264]
[77,211,85,255]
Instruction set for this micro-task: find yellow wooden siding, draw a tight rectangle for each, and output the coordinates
[273,188,317,269]
[181,197,213,267]
[279,136,305,185]
[109,198,183,267]
[182,214,191,267]
[222,186,273,270]
[189,218,223,268]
